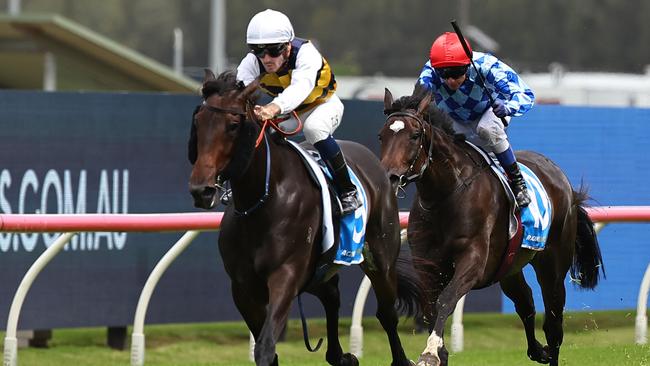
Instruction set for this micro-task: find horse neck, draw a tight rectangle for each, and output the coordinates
[416,127,466,203]
[229,132,274,210]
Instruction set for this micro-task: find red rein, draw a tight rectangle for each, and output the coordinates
[254,111,303,147]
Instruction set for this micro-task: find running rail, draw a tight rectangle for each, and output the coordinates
[348,206,650,356]
[1,206,649,365]
[1,213,223,366]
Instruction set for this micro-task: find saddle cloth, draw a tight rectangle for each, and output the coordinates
[464,141,553,251]
[286,140,368,265]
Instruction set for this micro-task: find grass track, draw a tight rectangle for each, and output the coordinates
[2,310,648,365]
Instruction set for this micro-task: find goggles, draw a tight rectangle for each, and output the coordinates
[435,65,468,80]
[248,43,287,58]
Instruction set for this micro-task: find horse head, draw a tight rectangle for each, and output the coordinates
[378,88,433,193]
[189,69,259,209]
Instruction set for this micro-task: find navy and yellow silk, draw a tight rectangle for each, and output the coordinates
[257,38,337,113]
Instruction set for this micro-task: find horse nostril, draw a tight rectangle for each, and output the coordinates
[201,186,217,200]
[189,184,217,205]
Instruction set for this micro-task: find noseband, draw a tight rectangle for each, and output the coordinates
[386,111,435,191]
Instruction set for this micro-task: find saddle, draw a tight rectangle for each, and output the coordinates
[463,141,553,281]
[286,140,369,291]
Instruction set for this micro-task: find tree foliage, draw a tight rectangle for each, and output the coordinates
[11,0,650,76]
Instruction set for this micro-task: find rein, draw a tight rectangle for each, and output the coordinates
[232,134,271,216]
[255,110,303,147]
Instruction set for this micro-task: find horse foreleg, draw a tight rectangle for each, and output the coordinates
[253,272,301,366]
[500,272,550,364]
[417,253,481,366]
[310,274,359,366]
[365,267,414,366]
[232,284,278,365]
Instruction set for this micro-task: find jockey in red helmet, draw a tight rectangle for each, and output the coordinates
[415,32,535,207]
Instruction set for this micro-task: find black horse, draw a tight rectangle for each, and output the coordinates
[189,70,424,366]
[378,90,605,366]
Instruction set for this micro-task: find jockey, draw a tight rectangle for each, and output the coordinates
[415,32,535,207]
[236,9,361,215]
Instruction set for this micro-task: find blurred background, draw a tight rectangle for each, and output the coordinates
[1,0,650,105]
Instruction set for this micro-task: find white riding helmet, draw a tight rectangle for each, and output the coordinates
[246,9,295,44]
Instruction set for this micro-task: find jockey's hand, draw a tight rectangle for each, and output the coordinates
[254,103,281,121]
[492,99,509,118]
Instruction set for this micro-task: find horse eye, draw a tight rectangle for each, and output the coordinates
[226,121,239,132]
[377,133,382,142]
[410,132,422,141]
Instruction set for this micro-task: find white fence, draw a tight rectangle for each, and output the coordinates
[2,207,649,365]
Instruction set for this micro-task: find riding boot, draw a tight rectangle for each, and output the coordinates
[504,162,531,207]
[325,151,362,216]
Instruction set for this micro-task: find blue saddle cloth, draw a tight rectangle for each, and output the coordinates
[518,163,552,250]
[286,140,368,265]
[331,168,368,265]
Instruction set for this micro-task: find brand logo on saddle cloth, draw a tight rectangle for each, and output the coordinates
[286,141,368,265]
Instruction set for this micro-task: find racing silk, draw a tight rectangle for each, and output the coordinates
[417,51,535,124]
[236,38,336,114]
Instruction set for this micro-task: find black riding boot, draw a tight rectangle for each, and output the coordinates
[325,151,362,215]
[504,162,531,207]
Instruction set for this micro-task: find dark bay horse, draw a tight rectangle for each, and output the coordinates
[189,70,424,366]
[378,90,605,366]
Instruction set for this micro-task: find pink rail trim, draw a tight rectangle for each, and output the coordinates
[0,206,649,233]
[399,206,650,228]
[0,213,224,233]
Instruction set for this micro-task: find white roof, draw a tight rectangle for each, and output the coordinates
[336,71,650,108]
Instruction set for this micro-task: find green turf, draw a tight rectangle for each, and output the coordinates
[2,310,648,365]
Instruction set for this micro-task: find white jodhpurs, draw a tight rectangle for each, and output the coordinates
[278,94,344,145]
[452,107,512,154]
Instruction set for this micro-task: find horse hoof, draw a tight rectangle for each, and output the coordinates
[416,353,440,366]
[527,342,551,364]
[340,353,359,366]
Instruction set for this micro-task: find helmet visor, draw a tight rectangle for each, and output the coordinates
[248,43,287,58]
[435,65,468,80]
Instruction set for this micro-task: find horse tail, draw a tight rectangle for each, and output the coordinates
[571,185,606,289]
[395,243,428,317]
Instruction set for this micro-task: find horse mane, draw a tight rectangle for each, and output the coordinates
[388,95,457,137]
[201,70,248,99]
[200,70,259,181]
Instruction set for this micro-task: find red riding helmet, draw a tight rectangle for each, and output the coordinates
[429,32,472,68]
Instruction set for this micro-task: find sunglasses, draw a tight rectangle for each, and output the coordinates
[248,43,287,58]
[435,65,468,79]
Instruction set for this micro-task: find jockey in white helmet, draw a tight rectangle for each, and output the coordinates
[237,9,361,215]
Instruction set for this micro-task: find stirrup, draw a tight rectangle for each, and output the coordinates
[339,189,362,216]
[514,188,531,207]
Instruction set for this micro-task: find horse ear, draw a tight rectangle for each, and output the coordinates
[416,92,432,116]
[203,69,217,84]
[240,78,259,99]
[383,88,394,114]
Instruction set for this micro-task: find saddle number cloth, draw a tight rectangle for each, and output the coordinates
[518,163,552,250]
[287,141,368,265]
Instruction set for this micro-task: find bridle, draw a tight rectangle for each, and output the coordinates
[385,110,435,194]
[199,97,303,216]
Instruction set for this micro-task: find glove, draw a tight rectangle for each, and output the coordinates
[492,99,509,118]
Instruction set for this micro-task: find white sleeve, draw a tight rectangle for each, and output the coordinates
[272,42,322,114]
[236,53,260,86]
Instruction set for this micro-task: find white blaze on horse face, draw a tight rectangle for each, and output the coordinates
[389,120,405,133]
[422,330,444,362]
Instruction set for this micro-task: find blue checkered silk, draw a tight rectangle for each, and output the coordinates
[417,52,535,124]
